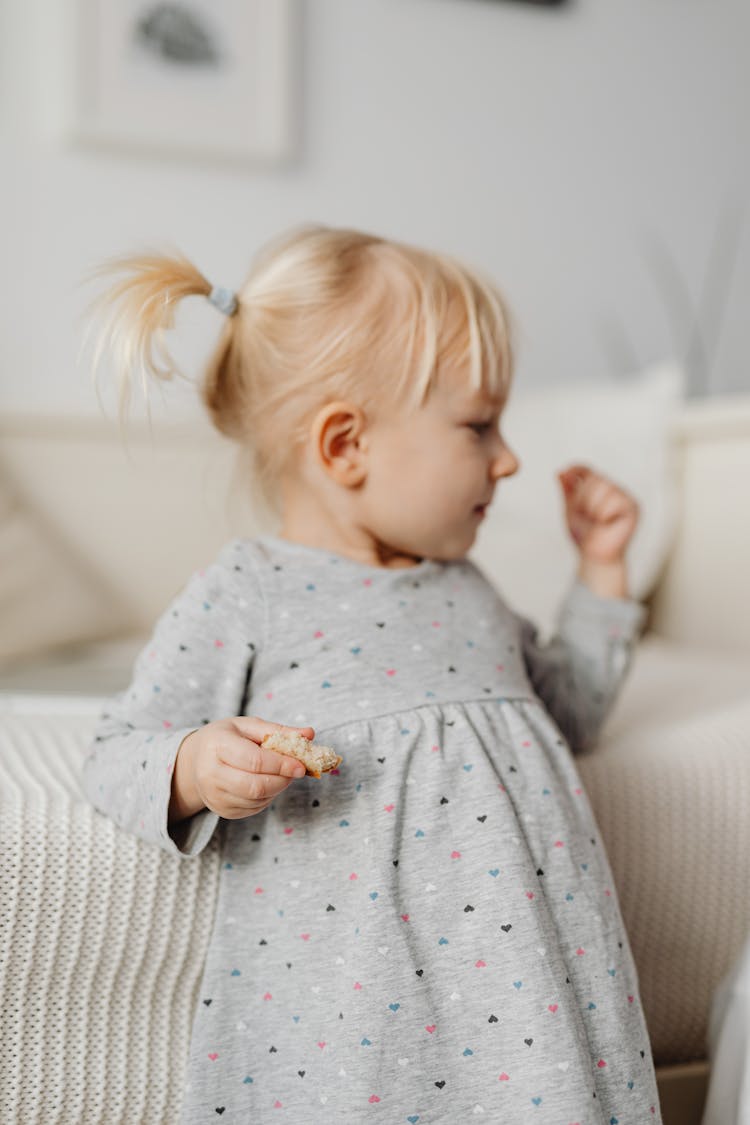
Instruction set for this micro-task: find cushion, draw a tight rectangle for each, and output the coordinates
[579,633,750,1064]
[0,470,131,668]
[470,361,686,640]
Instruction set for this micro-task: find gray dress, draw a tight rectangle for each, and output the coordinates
[82,534,663,1124]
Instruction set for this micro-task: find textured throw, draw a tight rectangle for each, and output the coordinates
[0,711,220,1124]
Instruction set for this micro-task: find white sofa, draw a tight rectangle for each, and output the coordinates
[1,369,749,1124]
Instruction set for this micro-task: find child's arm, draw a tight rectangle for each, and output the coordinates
[512,578,646,753]
[81,540,266,857]
[515,463,646,752]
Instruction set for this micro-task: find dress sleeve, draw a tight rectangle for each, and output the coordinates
[80,539,264,858]
[514,577,648,754]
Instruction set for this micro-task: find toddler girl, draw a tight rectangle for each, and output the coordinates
[82,225,662,1123]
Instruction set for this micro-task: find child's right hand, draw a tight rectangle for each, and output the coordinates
[168,716,315,825]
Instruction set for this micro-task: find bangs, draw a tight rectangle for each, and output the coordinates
[389,247,515,412]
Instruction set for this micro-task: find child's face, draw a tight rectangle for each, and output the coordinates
[362,364,520,561]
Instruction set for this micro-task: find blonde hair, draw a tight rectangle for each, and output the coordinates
[85,224,516,518]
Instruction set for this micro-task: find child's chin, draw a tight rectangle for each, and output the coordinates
[437,536,476,560]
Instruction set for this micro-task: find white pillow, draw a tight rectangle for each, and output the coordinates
[469,361,686,640]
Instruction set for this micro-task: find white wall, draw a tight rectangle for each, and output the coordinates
[1,0,747,422]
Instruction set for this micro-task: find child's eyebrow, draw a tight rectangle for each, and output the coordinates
[461,393,505,412]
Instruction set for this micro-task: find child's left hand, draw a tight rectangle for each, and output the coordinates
[557,464,639,564]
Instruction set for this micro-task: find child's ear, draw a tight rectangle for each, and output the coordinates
[311,401,368,487]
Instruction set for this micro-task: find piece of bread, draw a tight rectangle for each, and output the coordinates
[261,730,342,779]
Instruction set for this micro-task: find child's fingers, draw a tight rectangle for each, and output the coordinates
[562,470,623,516]
[559,462,590,475]
[210,760,297,809]
[598,492,635,522]
[575,478,615,518]
[216,729,306,779]
[558,467,593,506]
[584,482,636,524]
[232,715,315,744]
[558,464,591,487]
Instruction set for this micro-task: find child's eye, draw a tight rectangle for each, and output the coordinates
[467,422,492,436]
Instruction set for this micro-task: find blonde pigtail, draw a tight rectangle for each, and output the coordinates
[201,325,250,442]
[81,248,214,422]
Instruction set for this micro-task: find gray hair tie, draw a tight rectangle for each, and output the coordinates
[208,285,238,316]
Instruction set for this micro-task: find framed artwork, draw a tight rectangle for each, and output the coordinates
[67,0,296,164]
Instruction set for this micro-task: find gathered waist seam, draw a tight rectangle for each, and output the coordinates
[300,692,540,738]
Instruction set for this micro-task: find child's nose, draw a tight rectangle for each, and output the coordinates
[491,442,520,480]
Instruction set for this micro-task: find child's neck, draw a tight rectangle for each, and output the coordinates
[276,501,420,571]
[275,523,423,570]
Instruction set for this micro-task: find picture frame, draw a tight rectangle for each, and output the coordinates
[66,0,296,164]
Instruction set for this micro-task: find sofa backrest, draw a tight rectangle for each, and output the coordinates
[1,390,749,653]
[647,392,750,652]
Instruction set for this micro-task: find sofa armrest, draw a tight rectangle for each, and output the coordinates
[577,635,750,1066]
